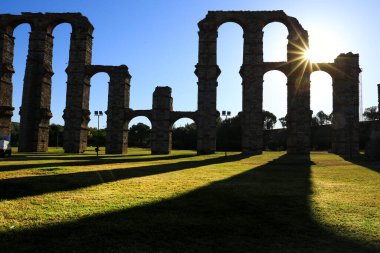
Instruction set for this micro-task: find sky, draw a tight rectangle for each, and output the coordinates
[1,0,380,128]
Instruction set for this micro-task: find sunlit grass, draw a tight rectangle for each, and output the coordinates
[0,149,379,252]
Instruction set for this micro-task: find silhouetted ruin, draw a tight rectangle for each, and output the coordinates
[0,11,363,157]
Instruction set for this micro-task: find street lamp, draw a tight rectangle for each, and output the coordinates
[222,110,231,158]
[94,111,103,157]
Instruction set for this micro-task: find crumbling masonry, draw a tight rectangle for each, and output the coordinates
[0,11,361,157]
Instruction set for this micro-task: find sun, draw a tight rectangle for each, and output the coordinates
[303,48,313,61]
[302,29,344,63]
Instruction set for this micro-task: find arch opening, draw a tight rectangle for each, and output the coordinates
[11,23,31,148]
[310,70,333,150]
[263,70,287,129]
[171,118,196,151]
[87,72,110,150]
[263,22,288,62]
[310,71,333,119]
[49,23,72,149]
[128,116,152,150]
[216,22,243,119]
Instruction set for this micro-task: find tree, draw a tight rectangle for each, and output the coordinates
[10,122,20,146]
[87,127,106,147]
[312,110,332,126]
[316,111,331,125]
[128,123,151,148]
[172,123,197,150]
[49,124,64,147]
[363,106,379,121]
[263,110,277,130]
[279,116,287,128]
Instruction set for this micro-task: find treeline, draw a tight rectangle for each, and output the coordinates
[8,106,379,150]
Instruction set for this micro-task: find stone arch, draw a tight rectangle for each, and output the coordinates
[310,55,361,157]
[196,11,310,155]
[46,14,93,35]
[85,65,131,154]
[0,13,94,152]
[126,114,152,150]
[170,112,197,127]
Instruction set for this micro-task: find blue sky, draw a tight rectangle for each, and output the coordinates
[2,0,380,128]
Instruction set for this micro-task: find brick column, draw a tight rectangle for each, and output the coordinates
[151,86,172,154]
[63,22,93,153]
[195,21,220,154]
[18,25,53,152]
[240,26,263,154]
[105,65,131,154]
[286,30,311,154]
[0,28,15,137]
[331,53,360,158]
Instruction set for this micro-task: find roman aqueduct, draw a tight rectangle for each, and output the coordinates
[0,11,360,157]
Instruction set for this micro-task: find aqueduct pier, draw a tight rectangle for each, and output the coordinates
[0,11,361,157]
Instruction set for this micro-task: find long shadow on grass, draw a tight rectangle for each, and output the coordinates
[1,154,377,252]
[0,153,246,200]
[5,152,153,162]
[0,153,198,172]
[344,154,380,173]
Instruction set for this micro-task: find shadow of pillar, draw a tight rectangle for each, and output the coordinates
[1,154,377,252]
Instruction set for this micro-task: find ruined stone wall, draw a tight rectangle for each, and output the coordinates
[0,19,15,139]
[85,65,131,154]
[196,11,310,155]
[0,13,94,152]
[0,11,363,156]
[151,86,173,154]
[330,53,361,158]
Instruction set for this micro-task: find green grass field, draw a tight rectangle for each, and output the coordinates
[0,148,379,252]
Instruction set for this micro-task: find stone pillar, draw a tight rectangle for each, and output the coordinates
[195,20,220,154]
[151,86,172,154]
[63,21,93,153]
[331,53,360,158]
[240,26,263,154]
[286,30,311,154]
[105,65,131,154]
[0,28,15,138]
[18,24,53,152]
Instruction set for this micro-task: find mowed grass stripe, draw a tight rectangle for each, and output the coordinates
[0,149,378,252]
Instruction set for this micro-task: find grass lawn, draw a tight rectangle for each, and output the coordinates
[0,148,379,252]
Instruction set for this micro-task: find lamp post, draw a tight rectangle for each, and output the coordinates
[222,110,231,158]
[94,111,103,157]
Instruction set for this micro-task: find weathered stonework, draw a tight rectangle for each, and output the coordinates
[314,53,361,158]
[0,13,94,152]
[151,87,173,154]
[85,65,131,154]
[196,11,311,155]
[125,87,197,154]
[0,11,361,157]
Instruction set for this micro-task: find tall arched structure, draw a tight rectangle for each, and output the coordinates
[195,11,311,155]
[85,65,131,154]
[0,11,360,157]
[313,53,361,157]
[0,13,94,152]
